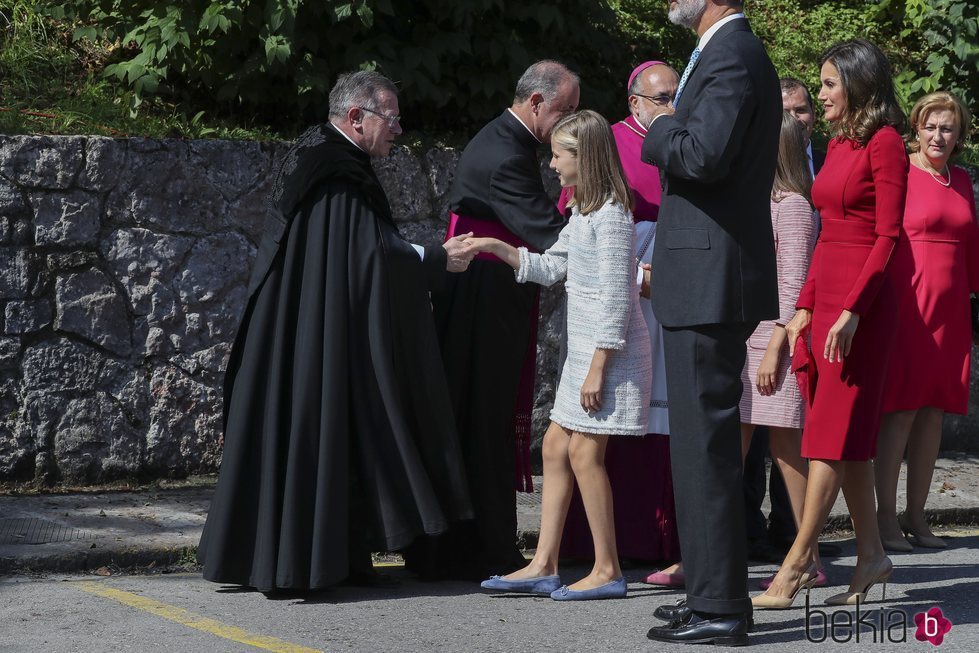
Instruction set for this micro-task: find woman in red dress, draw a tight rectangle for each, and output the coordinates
[753,40,908,609]
[875,92,977,552]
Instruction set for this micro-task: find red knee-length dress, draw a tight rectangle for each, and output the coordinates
[797,126,909,461]
[883,164,979,414]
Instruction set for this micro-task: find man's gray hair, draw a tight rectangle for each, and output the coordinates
[513,60,579,103]
[328,70,398,120]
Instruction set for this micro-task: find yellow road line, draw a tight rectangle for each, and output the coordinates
[74,581,321,653]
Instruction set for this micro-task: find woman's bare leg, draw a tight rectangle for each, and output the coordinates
[874,410,916,544]
[903,407,944,536]
[841,459,889,591]
[760,459,841,598]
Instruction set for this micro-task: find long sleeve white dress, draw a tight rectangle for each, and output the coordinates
[517,199,651,435]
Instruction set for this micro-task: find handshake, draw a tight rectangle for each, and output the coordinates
[441,232,501,273]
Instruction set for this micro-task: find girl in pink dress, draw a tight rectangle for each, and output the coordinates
[740,111,820,584]
[875,91,978,552]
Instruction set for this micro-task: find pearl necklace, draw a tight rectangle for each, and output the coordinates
[916,151,951,187]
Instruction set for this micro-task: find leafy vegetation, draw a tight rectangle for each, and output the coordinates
[873,0,979,112]
[0,0,976,162]
[38,0,629,134]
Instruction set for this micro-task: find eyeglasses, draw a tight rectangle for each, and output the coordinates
[633,93,674,106]
[358,106,401,127]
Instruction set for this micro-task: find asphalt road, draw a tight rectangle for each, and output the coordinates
[1,529,977,652]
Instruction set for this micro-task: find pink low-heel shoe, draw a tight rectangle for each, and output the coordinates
[645,569,685,587]
[759,567,826,590]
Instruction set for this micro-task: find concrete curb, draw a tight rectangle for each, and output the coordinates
[0,546,195,575]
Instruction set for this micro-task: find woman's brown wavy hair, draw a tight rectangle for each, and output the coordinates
[820,39,906,146]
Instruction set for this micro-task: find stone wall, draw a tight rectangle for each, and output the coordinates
[0,135,976,484]
[0,135,565,484]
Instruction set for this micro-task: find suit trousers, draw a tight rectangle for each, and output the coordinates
[662,322,757,615]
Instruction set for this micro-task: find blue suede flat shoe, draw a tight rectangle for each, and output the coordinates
[480,574,562,595]
[550,577,628,601]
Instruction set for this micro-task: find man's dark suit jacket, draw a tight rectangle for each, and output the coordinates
[813,147,826,175]
[642,18,781,328]
[448,110,564,250]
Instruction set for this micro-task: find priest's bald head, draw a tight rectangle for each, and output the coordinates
[329,70,402,158]
[510,60,580,142]
[627,62,679,129]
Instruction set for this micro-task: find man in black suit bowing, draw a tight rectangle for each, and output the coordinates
[404,61,579,581]
[640,0,780,645]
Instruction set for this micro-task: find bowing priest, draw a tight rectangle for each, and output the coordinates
[404,60,579,581]
[198,71,476,593]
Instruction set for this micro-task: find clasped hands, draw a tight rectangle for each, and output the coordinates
[442,232,476,272]
[443,234,509,272]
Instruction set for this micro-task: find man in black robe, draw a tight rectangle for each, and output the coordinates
[198,71,475,592]
[404,61,579,580]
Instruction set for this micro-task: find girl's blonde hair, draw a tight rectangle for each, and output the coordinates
[907,91,972,157]
[551,110,634,215]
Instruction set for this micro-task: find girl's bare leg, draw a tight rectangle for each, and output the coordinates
[503,422,573,580]
[566,431,621,590]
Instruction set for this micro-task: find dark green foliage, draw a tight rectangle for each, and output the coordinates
[2,0,977,159]
[45,0,654,131]
[872,0,979,113]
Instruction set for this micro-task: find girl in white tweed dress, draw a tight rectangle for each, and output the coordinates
[467,110,651,601]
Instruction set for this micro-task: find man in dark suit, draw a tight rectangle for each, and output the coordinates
[640,1,780,645]
[403,61,578,581]
[781,77,825,176]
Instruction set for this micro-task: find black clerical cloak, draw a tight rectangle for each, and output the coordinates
[198,124,472,591]
[403,110,565,580]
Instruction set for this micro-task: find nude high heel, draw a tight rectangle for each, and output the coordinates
[751,564,818,609]
[824,557,894,606]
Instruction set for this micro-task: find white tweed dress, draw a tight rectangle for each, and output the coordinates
[516,199,651,435]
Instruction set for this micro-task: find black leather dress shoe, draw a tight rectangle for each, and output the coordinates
[647,613,749,646]
[653,601,754,632]
[654,599,690,622]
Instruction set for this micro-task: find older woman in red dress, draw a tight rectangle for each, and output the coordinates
[875,92,977,552]
[753,40,908,609]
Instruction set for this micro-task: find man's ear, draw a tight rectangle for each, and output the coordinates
[530,91,545,113]
[347,106,363,126]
